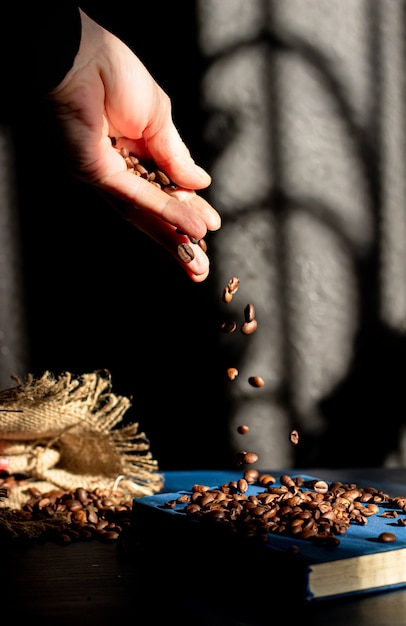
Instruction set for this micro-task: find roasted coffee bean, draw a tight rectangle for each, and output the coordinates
[237,479,249,493]
[221,320,237,333]
[241,319,258,335]
[177,494,190,503]
[244,469,259,483]
[280,474,296,489]
[192,484,210,493]
[235,451,259,466]
[377,531,397,543]
[227,276,240,294]
[392,496,406,511]
[315,481,330,494]
[222,288,233,303]
[75,487,88,504]
[177,242,195,263]
[222,277,240,303]
[290,429,300,445]
[244,303,255,323]
[134,163,149,177]
[248,376,264,388]
[87,509,99,525]
[100,530,121,543]
[237,424,249,435]
[380,510,398,518]
[128,155,139,167]
[226,367,239,380]
[175,228,201,246]
[257,473,276,486]
[155,169,171,186]
[198,239,207,253]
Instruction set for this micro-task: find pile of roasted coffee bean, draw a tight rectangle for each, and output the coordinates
[0,475,132,545]
[164,470,406,546]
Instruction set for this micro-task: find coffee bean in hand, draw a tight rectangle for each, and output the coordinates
[177,242,195,263]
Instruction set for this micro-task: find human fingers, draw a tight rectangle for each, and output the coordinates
[99,152,221,241]
[114,131,211,192]
[112,201,211,282]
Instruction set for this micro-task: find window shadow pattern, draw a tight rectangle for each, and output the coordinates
[200,0,406,468]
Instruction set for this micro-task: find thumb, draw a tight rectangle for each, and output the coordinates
[146,122,212,191]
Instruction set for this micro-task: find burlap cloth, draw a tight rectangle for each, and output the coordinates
[0,369,164,510]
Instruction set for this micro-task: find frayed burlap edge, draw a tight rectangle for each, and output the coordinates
[0,370,164,509]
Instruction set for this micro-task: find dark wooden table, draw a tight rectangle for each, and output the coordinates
[2,468,406,626]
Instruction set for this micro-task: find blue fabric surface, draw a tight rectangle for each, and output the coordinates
[160,469,244,493]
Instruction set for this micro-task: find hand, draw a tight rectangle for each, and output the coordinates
[46,9,221,282]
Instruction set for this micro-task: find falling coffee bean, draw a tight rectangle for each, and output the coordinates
[227,276,240,294]
[244,303,255,323]
[241,319,258,335]
[235,451,259,466]
[221,321,237,334]
[226,367,239,380]
[290,429,300,445]
[248,376,264,388]
[237,425,249,434]
[222,277,240,303]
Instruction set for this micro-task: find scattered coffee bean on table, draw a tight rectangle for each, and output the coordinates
[377,531,397,543]
[0,478,133,545]
[167,474,406,547]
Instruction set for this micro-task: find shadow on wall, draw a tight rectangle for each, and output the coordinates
[312,323,406,467]
[277,4,406,468]
[197,0,406,469]
[3,1,406,471]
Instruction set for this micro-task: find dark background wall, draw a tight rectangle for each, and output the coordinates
[1,0,406,472]
[6,2,231,471]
